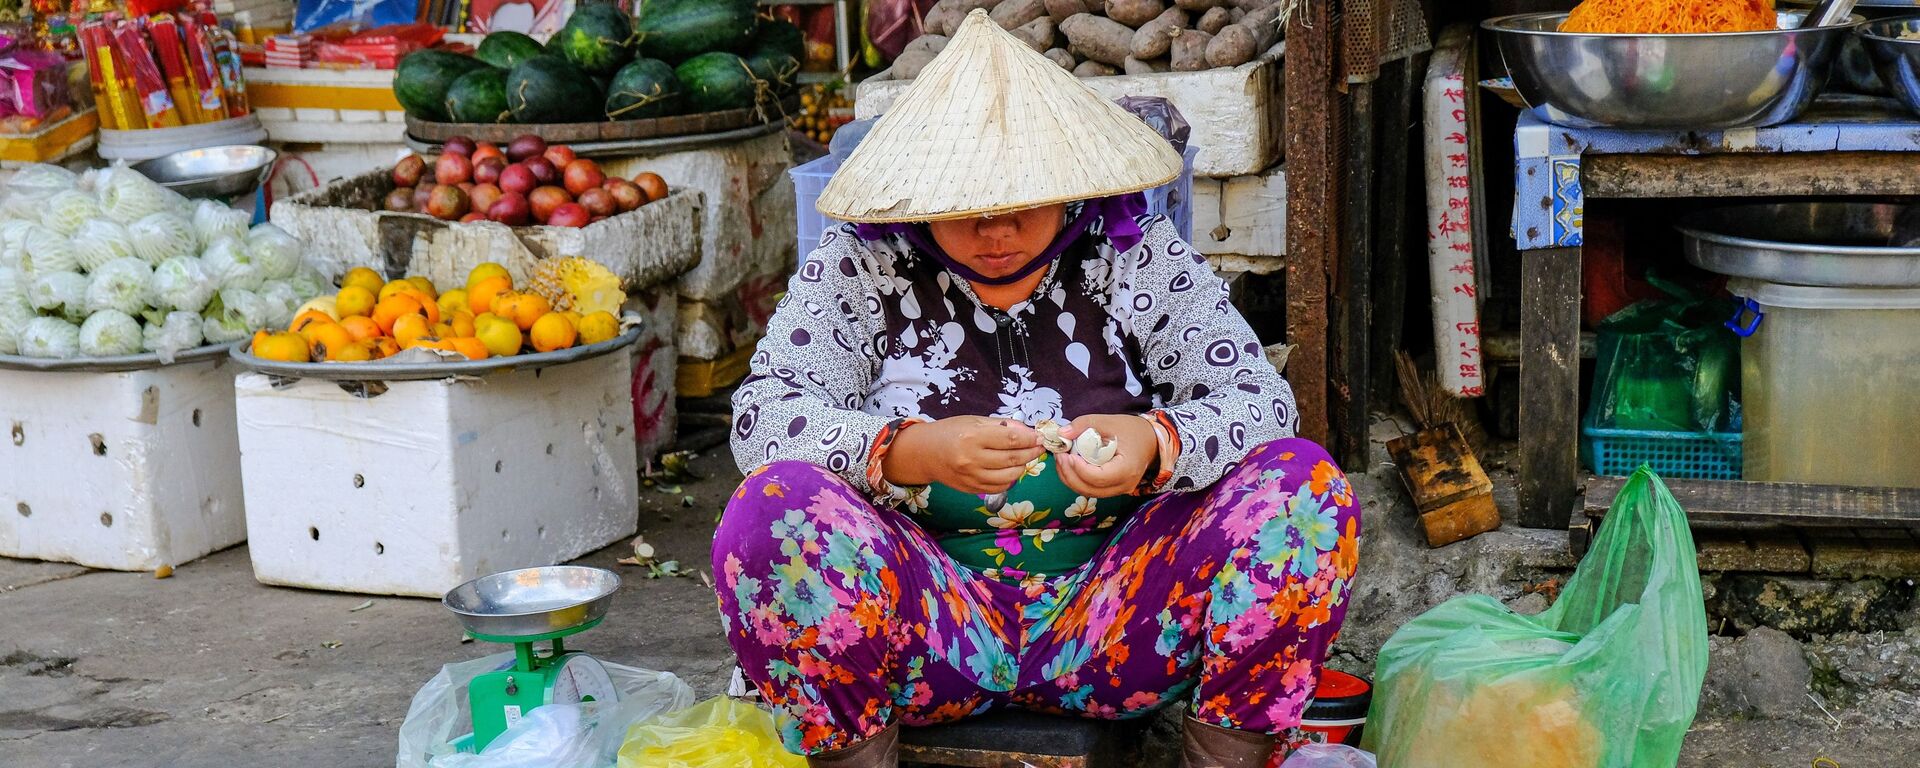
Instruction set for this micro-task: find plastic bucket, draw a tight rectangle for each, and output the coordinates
[1300,669,1372,746]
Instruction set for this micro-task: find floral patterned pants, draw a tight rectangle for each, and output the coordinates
[712,438,1361,755]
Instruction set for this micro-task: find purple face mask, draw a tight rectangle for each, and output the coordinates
[852,193,1149,285]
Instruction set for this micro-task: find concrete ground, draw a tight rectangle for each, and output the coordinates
[4,435,1917,767]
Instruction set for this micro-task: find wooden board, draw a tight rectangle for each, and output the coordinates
[1582,476,1920,528]
[1387,424,1493,510]
[405,96,798,144]
[1518,247,1582,529]
[1582,152,1920,199]
[899,710,1130,768]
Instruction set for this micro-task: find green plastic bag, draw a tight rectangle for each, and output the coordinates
[1589,279,1739,433]
[1361,468,1708,768]
[617,696,805,768]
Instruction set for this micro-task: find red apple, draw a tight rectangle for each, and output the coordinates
[523,156,557,185]
[562,159,605,197]
[473,157,506,185]
[605,180,644,212]
[498,163,537,195]
[384,188,414,212]
[426,184,470,221]
[412,182,438,210]
[507,134,547,162]
[543,145,577,168]
[457,181,475,194]
[459,212,487,223]
[633,172,668,203]
[529,185,571,222]
[547,202,590,228]
[488,192,532,226]
[577,187,616,218]
[443,135,477,156]
[469,183,503,215]
[435,153,473,185]
[391,154,426,188]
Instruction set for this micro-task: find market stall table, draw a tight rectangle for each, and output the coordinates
[1506,97,1920,538]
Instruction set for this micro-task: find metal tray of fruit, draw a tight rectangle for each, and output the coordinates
[404,120,785,159]
[0,341,239,373]
[403,96,799,145]
[226,323,643,382]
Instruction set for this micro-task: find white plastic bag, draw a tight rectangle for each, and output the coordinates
[395,652,696,768]
[1281,744,1377,768]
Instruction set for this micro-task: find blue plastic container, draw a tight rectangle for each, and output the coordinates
[791,144,1201,266]
[1581,418,1743,480]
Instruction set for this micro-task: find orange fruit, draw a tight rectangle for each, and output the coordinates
[251,331,309,362]
[467,276,512,315]
[372,294,427,334]
[391,314,433,347]
[431,322,455,338]
[341,267,383,295]
[335,285,377,318]
[449,311,476,338]
[305,322,356,360]
[406,275,437,299]
[328,339,375,362]
[448,337,490,360]
[507,293,551,331]
[250,329,270,350]
[339,316,382,342]
[378,279,423,304]
[289,309,335,334]
[437,288,470,318]
[466,262,510,292]
[529,312,577,352]
[476,316,522,357]
[576,311,619,345]
[374,338,401,358]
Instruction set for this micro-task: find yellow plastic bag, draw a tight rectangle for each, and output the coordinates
[617,696,805,768]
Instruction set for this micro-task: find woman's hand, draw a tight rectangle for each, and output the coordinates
[1054,414,1159,499]
[882,416,1043,494]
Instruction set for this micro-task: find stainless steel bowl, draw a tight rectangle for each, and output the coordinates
[1856,16,1920,114]
[1678,202,1920,287]
[130,144,277,199]
[443,566,622,640]
[1485,11,1857,129]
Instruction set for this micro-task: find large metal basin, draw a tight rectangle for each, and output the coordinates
[1486,11,1856,129]
[1679,202,1920,287]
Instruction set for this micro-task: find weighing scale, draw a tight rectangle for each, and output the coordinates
[442,565,624,753]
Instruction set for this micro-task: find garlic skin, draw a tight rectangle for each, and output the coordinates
[1035,419,1118,466]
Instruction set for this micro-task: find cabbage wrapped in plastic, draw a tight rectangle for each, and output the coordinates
[85,258,153,316]
[10,163,78,194]
[0,265,18,299]
[129,212,198,264]
[200,235,261,290]
[79,309,142,357]
[18,316,81,358]
[247,223,303,281]
[0,278,31,333]
[71,219,140,272]
[256,280,301,329]
[42,190,104,236]
[28,271,89,322]
[0,320,15,354]
[19,225,80,275]
[146,256,217,314]
[193,200,251,246]
[202,288,270,343]
[98,167,174,224]
[283,267,329,303]
[141,310,205,362]
[0,220,34,268]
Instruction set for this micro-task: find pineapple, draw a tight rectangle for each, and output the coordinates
[525,257,625,317]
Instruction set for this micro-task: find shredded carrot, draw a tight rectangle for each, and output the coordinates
[1559,0,1776,33]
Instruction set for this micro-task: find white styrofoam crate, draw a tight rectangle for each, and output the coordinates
[234,350,640,596]
[1193,162,1287,258]
[0,360,247,571]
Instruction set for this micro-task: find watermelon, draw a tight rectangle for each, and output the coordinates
[605,58,685,120]
[552,3,637,76]
[675,52,757,113]
[506,56,605,123]
[475,31,545,70]
[636,0,757,63]
[743,47,800,97]
[753,18,806,64]
[444,68,511,124]
[394,50,493,122]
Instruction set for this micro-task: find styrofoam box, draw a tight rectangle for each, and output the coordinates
[0,361,247,571]
[857,42,1284,178]
[234,351,640,596]
[1193,161,1288,271]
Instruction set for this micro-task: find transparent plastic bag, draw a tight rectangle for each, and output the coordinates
[1362,468,1709,768]
[1281,743,1377,768]
[1115,96,1191,154]
[395,652,696,768]
[1589,279,1739,433]
[616,696,805,768]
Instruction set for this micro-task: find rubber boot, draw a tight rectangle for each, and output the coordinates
[1181,717,1275,768]
[807,722,900,768]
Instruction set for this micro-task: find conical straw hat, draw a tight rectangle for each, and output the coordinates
[816,9,1184,223]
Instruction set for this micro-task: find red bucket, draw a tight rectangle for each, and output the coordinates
[1300,669,1371,746]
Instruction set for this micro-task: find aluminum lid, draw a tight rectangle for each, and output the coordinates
[1729,278,1920,309]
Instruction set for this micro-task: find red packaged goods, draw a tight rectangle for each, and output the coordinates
[314,23,446,69]
[183,18,230,118]
[111,21,184,127]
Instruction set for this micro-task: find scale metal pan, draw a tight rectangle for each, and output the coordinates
[443,565,622,641]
